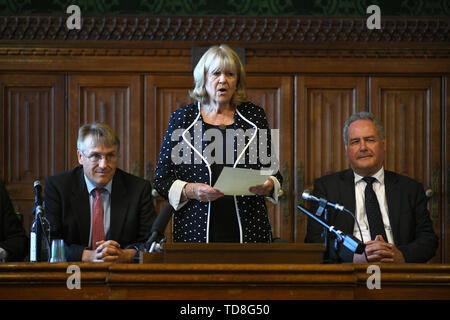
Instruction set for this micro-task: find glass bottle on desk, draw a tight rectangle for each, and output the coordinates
[30,205,51,262]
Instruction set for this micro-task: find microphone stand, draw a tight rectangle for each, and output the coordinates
[133,236,167,263]
[298,205,365,263]
[313,198,333,263]
[149,236,166,253]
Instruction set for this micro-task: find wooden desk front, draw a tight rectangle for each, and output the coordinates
[0,262,449,300]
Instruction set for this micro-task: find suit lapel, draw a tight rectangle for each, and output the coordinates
[109,170,129,241]
[384,170,401,245]
[71,168,91,245]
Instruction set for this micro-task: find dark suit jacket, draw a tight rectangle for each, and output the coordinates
[44,166,156,261]
[0,180,28,261]
[305,169,438,263]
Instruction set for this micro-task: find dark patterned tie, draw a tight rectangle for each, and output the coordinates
[91,188,105,249]
[363,177,387,241]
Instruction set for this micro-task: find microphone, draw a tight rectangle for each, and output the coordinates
[34,180,43,207]
[144,205,174,251]
[302,189,367,260]
[30,181,51,262]
[302,189,344,212]
[297,204,365,255]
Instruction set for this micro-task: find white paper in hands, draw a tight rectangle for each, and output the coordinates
[212,167,271,196]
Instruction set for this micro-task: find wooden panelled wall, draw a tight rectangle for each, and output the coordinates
[0,16,449,263]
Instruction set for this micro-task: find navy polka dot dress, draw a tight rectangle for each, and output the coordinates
[154,102,283,243]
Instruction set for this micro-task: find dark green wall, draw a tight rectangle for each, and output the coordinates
[0,0,449,17]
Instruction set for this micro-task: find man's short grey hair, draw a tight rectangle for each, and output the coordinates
[343,111,385,145]
[77,123,120,152]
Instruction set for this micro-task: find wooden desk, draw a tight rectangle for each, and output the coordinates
[0,262,449,300]
[0,262,111,300]
[140,243,326,264]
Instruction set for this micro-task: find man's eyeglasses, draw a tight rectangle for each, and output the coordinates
[81,151,118,163]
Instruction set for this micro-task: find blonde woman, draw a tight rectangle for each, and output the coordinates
[154,45,282,243]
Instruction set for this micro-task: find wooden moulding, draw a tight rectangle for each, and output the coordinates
[107,262,356,300]
[0,262,112,300]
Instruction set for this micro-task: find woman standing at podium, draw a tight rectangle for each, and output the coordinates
[154,44,283,243]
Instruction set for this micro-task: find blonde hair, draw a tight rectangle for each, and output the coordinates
[190,44,247,107]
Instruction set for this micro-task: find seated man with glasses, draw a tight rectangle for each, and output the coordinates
[44,123,157,262]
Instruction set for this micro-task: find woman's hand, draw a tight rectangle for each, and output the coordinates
[186,183,224,202]
[249,178,274,197]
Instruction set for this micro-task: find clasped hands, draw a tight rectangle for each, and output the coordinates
[354,235,405,263]
[183,179,274,202]
[82,240,136,263]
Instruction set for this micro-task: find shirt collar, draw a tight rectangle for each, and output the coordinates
[83,174,112,195]
[354,167,385,185]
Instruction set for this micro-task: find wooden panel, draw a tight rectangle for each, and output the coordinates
[0,262,111,300]
[370,76,442,262]
[247,56,450,74]
[446,76,450,264]
[370,77,441,182]
[295,76,366,242]
[0,73,65,233]
[145,75,196,243]
[442,75,450,263]
[353,263,450,300]
[141,243,325,264]
[145,75,195,181]
[3,262,450,301]
[68,74,142,176]
[246,76,294,242]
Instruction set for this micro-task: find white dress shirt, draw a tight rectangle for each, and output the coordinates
[352,167,394,244]
[0,247,7,262]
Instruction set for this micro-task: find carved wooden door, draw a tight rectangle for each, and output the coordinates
[68,74,142,176]
[295,76,367,242]
[0,74,65,232]
[370,76,442,262]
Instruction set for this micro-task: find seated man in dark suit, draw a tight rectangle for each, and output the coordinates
[305,111,438,263]
[44,123,156,262]
[0,180,28,262]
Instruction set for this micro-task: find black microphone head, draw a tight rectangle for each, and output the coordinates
[151,205,174,234]
[33,180,43,207]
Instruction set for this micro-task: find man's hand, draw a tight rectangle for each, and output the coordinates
[354,235,405,263]
[82,240,136,263]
